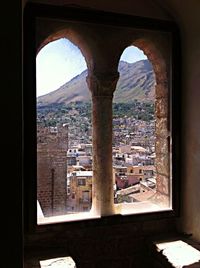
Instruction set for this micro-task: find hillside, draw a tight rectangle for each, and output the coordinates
[37,59,156,106]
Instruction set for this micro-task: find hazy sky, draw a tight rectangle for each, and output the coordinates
[36,38,147,97]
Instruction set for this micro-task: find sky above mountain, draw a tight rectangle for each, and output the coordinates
[36,38,147,97]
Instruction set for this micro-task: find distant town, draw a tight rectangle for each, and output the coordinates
[37,100,156,216]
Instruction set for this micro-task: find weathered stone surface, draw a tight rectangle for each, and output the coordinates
[37,125,68,217]
[156,137,169,155]
[87,73,119,216]
[86,72,119,97]
[156,83,168,98]
[150,191,170,207]
[155,153,170,177]
[155,97,168,118]
[156,117,169,138]
[156,174,170,195]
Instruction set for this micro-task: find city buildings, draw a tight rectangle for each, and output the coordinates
[37,106,157,216]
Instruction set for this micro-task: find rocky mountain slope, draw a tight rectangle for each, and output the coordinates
[37,59,156,106]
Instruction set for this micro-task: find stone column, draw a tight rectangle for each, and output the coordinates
[87,71,119,216]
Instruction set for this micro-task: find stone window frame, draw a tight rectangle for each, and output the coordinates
[23,3,181,230]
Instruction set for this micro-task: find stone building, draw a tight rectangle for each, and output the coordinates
[37,124,68,216]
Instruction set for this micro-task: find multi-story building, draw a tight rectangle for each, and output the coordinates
[66,170,92,213]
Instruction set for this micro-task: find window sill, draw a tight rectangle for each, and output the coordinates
[116,201,172,216]
[37,201,172,225]
[37,211,101,225]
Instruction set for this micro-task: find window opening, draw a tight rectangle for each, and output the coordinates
[29,11,177,225]
[36,38,93,223]
[113,45,170,213]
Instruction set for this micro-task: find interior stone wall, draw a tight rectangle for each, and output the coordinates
[24,217,176,268]
[1,0,197,267]
[22,0,200,265]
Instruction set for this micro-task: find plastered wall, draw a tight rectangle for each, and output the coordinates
[172,1,200,241]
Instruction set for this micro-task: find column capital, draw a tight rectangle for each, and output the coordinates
[86,71,119,98]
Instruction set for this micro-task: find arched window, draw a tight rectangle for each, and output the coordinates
[36,38,93,222]
[113,45,157,207]
[113,41,173,214]
[24,5,180,227]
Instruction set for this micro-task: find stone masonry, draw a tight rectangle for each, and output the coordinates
[37,124,68,216]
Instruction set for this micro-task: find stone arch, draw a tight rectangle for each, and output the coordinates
[117,37,169,99]
[36,27,93,217]
[117,37,170,207]
[134,38,170,206]
[133,38,169,98]
[36,27,93,71]
[36,23,171,217]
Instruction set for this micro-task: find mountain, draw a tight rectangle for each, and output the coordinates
[37,59,156,106]
[114,60,156,103]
